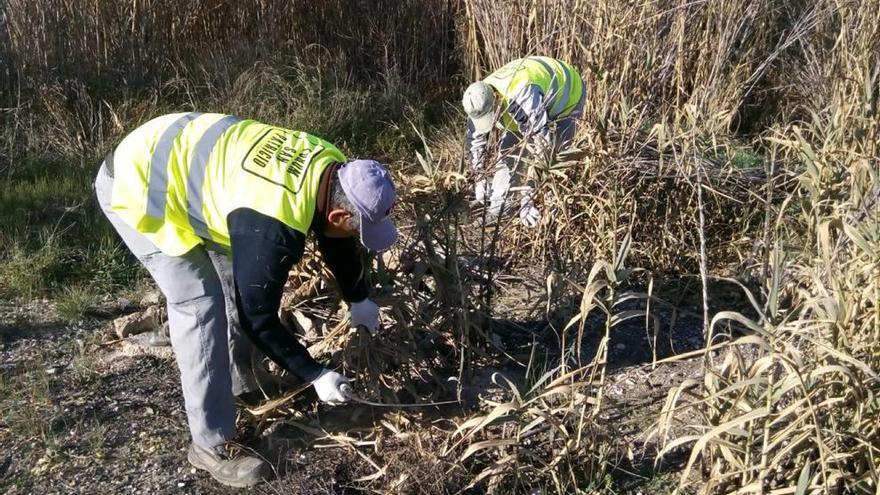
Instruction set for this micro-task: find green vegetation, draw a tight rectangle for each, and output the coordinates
[55,284,101,321]
[0,355,57,444]
[0,159,136,298]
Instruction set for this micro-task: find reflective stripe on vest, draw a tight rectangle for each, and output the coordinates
[532,58,572,117]
[146,112,202,219]
[484,57,583,125]
[186,115,242,238]
[111,113,345,256]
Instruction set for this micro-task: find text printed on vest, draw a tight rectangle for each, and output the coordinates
[241,129,325,194]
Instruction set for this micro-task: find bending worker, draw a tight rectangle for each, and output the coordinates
[95,112,397,487]
[462,56,584,226]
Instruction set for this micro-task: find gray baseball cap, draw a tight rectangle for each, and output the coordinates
[462,81,496,134]
[338,159,398,252]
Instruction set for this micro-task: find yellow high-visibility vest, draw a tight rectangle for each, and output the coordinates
[483,56,584,132]
[110,113,345,256]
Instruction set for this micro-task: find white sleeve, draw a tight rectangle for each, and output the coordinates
[507,85,551,147]
[466,119,488,171]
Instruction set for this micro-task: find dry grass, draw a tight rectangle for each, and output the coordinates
[644,3,878,492]
[0,0,456,88]
[455,0,879,492]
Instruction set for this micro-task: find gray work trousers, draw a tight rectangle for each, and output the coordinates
[95,163,256,449]
[478,103,583,216]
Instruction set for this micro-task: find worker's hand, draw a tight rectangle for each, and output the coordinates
[519,188,541,228]
[312,369,351,405]
[350,298,380,336]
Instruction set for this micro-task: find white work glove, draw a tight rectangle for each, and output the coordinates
[350,298,380,336]
[519,188,542,228]
[312,369,351,405]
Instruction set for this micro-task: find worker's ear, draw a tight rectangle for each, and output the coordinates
[326,208,353,228]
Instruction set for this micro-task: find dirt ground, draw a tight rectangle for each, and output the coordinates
[0,273,721,495]
[0,290,716,494]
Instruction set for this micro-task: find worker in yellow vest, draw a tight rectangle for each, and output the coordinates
[94,112,397,487]
[462,56,584,226]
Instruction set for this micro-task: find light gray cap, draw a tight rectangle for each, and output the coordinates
[462,81,496,134]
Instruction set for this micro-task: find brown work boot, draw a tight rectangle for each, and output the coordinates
[187,442,271,487]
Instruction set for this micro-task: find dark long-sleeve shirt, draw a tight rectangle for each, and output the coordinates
[227,207,368,382]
